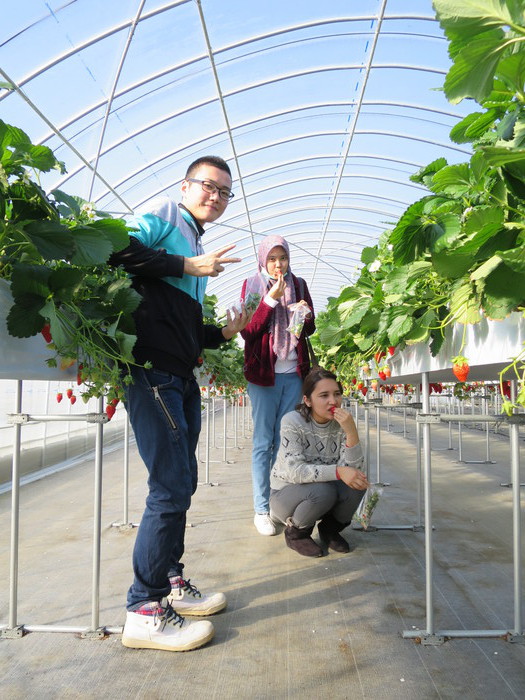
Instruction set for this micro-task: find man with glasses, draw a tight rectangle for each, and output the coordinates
[110,156,250,652]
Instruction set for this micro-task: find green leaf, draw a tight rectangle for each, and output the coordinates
[318,323,344,347]
[482,263,525,317]
[87,218,130,253]
[430,328,446,356]
[41,300,77,349]
[404,309,436,345]
[470,254,503,280]
[499,246,525,273]
[51,189,81,218]
[443,31,508,104]
[449,110,498,143]
[359,310,380,333]
[360,246,378,264]
[390,197,441,264]
[433,0,518,37]
[10,264,51,300]
[70,228,113,266]
[494,49,525,96]
[109,287,142,315]
[449,280,483,324]
[25,144,57,173]
[48,267,85,301]
[24,220,76,260]
[388,310,414,346]
[431,213,463,252]
[480,145,525,167]
[116,330,137,361]
[0,122,31,150]
[341,296,372,326]
[431,249,474,278]
[432,164,472,196]
[6,302,46,338]
[353,333,374,352]
[382,261,432,294]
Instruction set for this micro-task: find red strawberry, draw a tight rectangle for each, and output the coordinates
[197,356,203,366]
[70,395,77,405]
[66,388,73,398]
[388,346,396,356]
[361,386,368,396]
[56,392,63,403]
[110,398,120,407]
[374,351,386,364]
[351,377,357,385]
[77,363,83,385]
[378,371,386,380]
[41,323,52,343]
[357,381,364,390]
[329,406,336,415]
[452,355,469,382]
[105,405,116,420]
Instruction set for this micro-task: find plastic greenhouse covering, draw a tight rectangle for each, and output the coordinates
[0,0,472,314]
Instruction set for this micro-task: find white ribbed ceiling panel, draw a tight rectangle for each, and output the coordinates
[0,0,471,313]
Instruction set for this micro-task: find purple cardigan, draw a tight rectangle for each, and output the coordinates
[240,273,315,387]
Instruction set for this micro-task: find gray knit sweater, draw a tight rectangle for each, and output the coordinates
[270,410,364,490]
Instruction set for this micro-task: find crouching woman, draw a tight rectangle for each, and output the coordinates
[269,367,369,557]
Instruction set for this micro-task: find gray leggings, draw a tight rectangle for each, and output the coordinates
[270,481,365,529]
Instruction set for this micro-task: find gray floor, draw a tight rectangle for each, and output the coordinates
[1,406,524,699]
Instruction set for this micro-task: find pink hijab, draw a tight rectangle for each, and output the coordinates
[244,235,298,360]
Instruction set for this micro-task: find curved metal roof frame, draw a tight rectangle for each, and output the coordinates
[0,1,472,311]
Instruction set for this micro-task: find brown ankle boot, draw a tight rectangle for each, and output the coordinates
[318,515,352,553]
[284,522,323,557]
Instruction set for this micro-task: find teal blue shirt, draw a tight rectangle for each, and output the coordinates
[129,198,207,304]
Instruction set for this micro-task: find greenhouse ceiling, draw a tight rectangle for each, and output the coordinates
[0,0,473,314]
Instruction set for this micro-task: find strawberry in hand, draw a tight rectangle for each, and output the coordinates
[452,355,470,382]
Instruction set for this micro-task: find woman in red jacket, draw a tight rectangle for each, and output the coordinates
[240,235,315,535]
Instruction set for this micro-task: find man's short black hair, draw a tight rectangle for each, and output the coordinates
[185,156,231,179]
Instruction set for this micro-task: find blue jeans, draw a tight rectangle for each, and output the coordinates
[247,373,302,513]
[124,366,201,609]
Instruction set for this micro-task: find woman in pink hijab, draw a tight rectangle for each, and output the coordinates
[240,235,315,536]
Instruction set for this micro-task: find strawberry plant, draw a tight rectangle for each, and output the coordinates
[0,119,142,399]
[312,0,525,408]
[198,294,246,396]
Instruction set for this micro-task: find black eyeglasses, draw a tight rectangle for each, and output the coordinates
[186,178,234,202]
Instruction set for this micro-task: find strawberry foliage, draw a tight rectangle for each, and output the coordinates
[0,119,141,399]
[313,0,525,410]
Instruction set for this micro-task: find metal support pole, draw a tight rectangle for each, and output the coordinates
[5,380,23,636]
[223,397,228,462]
[364,403,370,479]
[376,405,381,484]
[111,412,139,529]
[421,372,435,636]
[212,396,216,447]
[85,396,104,636]
[510,412,523,638]
[234,395,238,449]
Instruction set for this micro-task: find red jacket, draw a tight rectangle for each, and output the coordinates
[240,273,315,387]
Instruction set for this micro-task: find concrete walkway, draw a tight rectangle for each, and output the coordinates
[1,406,524,699]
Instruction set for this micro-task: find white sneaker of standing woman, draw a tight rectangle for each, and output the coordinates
[254,512,279,536]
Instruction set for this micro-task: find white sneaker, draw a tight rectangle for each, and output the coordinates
[254,512,278,536]
[168,577,227,616]
[121,599,214,652]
